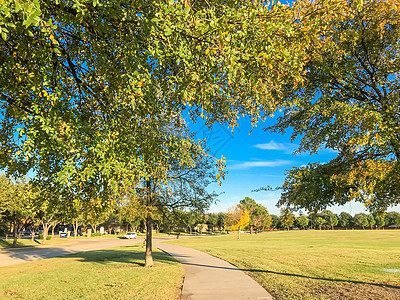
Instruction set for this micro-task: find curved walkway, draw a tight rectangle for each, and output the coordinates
[157,242,273,300]
[1,237,273,299]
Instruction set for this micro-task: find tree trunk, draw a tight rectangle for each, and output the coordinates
[145,215,153,267]
[52,225,55,237]
[237,226,241,239]
[42,222,49,245]
[13,220,17,247]
[74,220,78,237]
[250,226,253,234]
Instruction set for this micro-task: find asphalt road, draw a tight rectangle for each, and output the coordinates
[0,237,144,267]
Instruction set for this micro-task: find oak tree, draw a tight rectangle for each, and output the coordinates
[275,0,400,212]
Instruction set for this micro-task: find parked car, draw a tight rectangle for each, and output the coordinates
[23,230,31,236]
[123,232,137,239]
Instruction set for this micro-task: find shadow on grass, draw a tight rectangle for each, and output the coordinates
[1,243,176,269]
[0,239,36,249]
[58,246,178,267]
[174,261,400,290]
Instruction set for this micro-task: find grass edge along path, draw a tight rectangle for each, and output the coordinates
[0,238,75,249]
[168,230,400,300]
[0,244,184,300]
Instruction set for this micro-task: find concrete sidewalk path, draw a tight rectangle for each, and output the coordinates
[156,242,273,300]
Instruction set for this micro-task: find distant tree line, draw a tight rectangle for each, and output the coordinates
[218,197,400,232]
[271,209,400,231]
[0,172,218,247]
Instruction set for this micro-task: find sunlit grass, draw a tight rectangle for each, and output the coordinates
[169,230,400,299]
[0,238,72,249]
[0,244,183,300]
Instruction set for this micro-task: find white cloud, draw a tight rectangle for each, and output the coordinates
[229,159,292,169]
[254,140,298,154]
[254,140,285,150]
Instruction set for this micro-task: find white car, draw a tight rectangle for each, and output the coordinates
[123,232,137,239]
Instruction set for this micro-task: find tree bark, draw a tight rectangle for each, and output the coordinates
[74,220,78,237]
[144,179,154,267]
[42,222,49,245]
[237,226,241,239]
[13,220,17,247]
[145,215,153,267]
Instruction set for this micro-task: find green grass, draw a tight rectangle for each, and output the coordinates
[0,244,184,300]
[169,230,400,300]
[0,238,72,249]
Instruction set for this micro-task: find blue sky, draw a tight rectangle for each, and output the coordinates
[188,116,400,216]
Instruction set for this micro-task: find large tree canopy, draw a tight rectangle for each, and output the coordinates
[1,0,330,265]
[0,0,321,193]
[275,0,400,212]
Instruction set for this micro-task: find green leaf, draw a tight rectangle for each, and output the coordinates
[183,6,190,17]
[164,26,172,36]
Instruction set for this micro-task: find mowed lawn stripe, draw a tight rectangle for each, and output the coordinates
[168,230,400,300]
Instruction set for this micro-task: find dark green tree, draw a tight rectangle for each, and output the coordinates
[206,213,218,232]
[385,211,400,227]
[367,214,376,230]
[217,212,227,232]
[338,212,353,229]
[0,175,31,246]
[270,215,280,229]
[321,210,338,230]
[297,215,309,229]
[374,212,386,229]
[354,213,369,230]
[314,217,325,230]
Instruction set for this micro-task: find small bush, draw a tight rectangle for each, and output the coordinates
[91,232,102,237]
[39,234,52,240]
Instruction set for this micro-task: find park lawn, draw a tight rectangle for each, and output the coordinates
[0,244,184,300]
[169,230,400,300]
[0,239,72,249]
